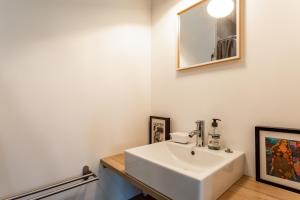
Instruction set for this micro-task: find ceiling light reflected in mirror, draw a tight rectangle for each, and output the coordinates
[207,0,235,18]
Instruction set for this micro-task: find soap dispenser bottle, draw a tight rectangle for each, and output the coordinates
[208,119,222,150]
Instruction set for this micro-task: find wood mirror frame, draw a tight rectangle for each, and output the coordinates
[177,0,241,71]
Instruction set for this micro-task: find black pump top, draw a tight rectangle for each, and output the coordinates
[212,119,221,127]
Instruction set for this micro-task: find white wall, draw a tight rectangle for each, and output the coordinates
[0,0,151,199]
[151,0,300,177]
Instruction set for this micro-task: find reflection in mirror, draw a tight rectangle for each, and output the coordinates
[177,0,240,70]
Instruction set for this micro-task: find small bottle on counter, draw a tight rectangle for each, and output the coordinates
[208,119,222,150]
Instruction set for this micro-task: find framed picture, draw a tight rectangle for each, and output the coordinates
[255,126,300,193]
[149,116,170,144]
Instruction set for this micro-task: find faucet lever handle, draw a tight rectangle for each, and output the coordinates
[195,120,205,130]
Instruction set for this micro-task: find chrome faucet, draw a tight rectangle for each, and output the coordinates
[189,120,205,147]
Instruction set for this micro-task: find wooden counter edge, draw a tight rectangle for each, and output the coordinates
[100,153,171,200]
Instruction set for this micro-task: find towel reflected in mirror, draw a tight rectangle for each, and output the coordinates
[216,36,237,59]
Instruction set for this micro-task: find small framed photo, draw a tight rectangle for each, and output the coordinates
[149,116,170,144]
[255,126,300,193]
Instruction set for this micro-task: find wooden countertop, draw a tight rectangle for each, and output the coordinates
[100,154,300,200]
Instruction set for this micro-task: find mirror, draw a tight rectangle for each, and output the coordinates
[177,0,241,70]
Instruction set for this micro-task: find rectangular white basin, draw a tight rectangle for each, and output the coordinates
[125,141,244,200]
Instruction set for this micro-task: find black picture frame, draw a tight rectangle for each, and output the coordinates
[149,116,170,144]
[255,126,300,194]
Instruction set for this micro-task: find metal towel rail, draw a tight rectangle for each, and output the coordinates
[3,166,99,200]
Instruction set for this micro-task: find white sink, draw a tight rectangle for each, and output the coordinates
[125,141,244,200]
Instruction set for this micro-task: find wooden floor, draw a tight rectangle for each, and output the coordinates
[100,154,300,200]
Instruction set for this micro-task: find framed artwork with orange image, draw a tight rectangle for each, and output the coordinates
[255,126,300,193]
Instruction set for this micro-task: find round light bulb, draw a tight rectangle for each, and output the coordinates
[207,0,235,18]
